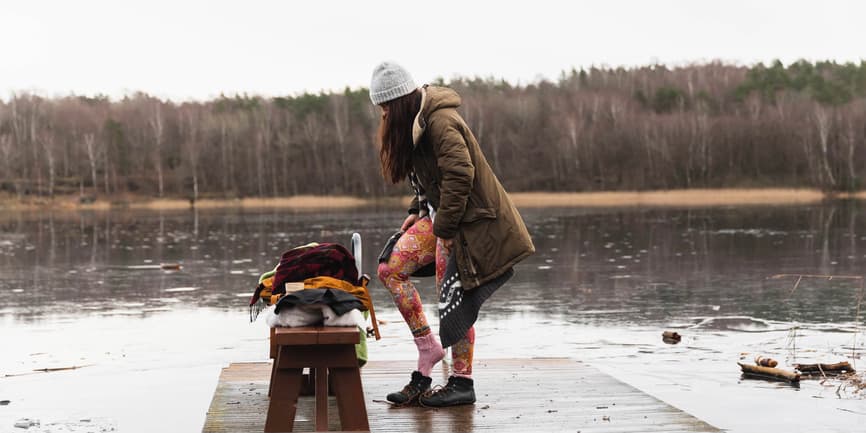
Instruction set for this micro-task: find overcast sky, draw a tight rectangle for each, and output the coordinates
[1,0,863,101]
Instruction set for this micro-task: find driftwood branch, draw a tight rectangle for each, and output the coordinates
[794,361,855,376]
[770,273,863,296]
[770,273,864,280]
[738,362,800,382]
[32,364,93,373]
[4,364,94,378]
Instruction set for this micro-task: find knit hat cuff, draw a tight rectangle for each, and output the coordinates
[370,80,417,105]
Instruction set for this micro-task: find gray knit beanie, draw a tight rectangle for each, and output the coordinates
[369,61,416,105]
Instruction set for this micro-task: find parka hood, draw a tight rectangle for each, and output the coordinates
[412,85,462,145]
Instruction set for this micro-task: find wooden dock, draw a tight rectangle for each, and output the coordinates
[202,358,719,433]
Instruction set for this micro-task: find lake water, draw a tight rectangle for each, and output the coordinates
[1,204,864,432]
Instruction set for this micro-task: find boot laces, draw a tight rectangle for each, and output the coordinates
[417,385,440,408]
[400,383,420,395]
[421,378,458,399]
[400,375,426,395]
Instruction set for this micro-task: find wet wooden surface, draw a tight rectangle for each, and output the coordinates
[202,358,719,433]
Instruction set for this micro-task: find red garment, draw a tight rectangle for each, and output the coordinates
[250,243,359,307]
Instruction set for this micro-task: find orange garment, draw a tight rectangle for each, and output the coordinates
[256,275,280,306]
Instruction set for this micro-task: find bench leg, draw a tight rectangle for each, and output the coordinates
[330,346,369,431]
[268,360,276,397]
[315,367,329,431]
[267,327,276,397]
[265,348,303,433]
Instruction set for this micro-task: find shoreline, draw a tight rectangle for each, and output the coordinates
[0,188,860,212]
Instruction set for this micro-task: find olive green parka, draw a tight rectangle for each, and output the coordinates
[408,85,535,290]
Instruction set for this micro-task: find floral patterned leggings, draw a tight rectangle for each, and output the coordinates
[377,217,474,376]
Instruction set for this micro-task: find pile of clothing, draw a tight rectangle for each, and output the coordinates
[249,242,380,365]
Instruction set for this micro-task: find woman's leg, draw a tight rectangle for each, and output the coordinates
[435,238,474,378]
[377,217,444,376]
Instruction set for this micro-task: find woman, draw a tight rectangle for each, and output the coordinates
[372,61,534,407]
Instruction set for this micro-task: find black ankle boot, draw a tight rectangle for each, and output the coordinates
[386,371,432,405]
[418,375,476,407]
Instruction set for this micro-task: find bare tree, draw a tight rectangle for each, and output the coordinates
[0,134,16,197]
[149,103,165,197]
[82,133,98,194]
[180,107,203,203]
[40,132,56,198]
[1,61,865,200]
[332,94,350,192]
[813,106,836,189]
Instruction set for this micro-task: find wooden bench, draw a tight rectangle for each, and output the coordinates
[266,326,369,432]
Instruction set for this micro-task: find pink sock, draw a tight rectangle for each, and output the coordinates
[414,333,446,377]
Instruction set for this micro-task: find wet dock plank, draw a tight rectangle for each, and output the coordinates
[202,358,718,433]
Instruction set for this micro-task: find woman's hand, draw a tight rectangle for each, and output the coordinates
[441,238,454,249]
[401,214,419,231]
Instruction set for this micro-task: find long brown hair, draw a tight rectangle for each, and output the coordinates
[378,89,422,184]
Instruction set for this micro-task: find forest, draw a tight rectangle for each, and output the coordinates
[1,60,865,202]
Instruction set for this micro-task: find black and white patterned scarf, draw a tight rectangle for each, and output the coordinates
[410,170,513,347]
[408,171,430,219]
[437,249,513,347]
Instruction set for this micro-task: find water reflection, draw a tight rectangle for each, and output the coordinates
[1,203,864,433]
[0,203,864,328]
[505,203,865,326]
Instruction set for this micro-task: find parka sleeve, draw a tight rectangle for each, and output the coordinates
[432,123,475,240]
